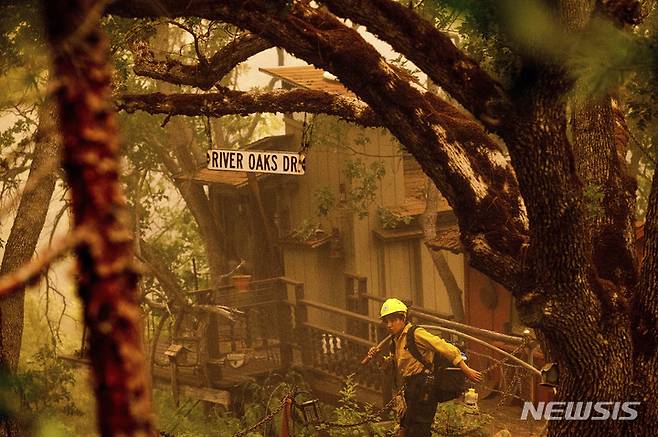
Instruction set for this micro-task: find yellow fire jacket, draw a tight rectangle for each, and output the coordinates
[386,323,463,383]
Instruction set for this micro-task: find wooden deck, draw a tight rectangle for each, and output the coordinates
[63,277,538,409]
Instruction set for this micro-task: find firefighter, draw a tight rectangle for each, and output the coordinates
[366,298,483,437]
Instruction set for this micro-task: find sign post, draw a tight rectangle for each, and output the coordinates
[206,149,305,175]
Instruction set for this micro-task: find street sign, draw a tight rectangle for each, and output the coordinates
[206,149,305,175]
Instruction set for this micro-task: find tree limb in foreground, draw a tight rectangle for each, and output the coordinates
[44,0,156,434]
[117,87,382,127]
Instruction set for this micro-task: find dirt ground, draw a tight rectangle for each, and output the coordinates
[478,397,547,437]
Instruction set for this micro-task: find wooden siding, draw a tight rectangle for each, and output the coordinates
[282,247,344,330]
[279,114,464,320]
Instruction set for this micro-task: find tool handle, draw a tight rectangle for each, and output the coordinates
[360,334,392,365]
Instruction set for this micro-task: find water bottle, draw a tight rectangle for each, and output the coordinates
[464,388,478,406]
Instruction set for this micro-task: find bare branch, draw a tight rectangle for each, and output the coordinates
[166,20,208,66]
[0,227,91,298]
[131,31,273,90]
[117,87,382,127]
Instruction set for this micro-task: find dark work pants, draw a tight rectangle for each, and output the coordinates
[400,373,438,437]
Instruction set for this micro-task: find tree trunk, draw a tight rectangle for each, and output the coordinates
[44,1,155,435]
[632,154,658,435]
[420,184,465,321]
[0,101,60,437]
[502,67,636,437]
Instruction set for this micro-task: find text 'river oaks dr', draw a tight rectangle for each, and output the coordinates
[207,149,306,175]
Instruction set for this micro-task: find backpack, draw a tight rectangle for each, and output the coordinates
[406,325,466,402]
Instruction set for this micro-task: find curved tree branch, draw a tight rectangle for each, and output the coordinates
[117,87,382,127]
[132,31,273,90]
[320,0,509,127]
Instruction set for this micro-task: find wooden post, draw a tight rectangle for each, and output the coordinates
[381,367,393,407]
[357,277,369,338]
[170,361,180,407]
[202,294,222,386]
[345,274,369,339]
[295,284,311,365]
[278,282,293,371]
[279,397,293,437]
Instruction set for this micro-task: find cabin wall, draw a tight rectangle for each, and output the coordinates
[280,115,466,321]
[345,125,407,315]
[282,246,344,329]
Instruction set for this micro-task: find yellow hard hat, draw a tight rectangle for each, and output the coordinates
[380,298,407,319]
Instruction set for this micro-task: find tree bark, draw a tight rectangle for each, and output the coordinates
[0,101,60,437]
[633,163,658,435]
[117,88,381,127]
[321,0,508,127]
[44,1,155,435]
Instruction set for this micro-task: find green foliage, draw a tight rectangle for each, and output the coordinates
[153,389,244,437]
[0,346,87,436]
[343,159,386,219]
[14,346,82,417]
[146,205,211,289]
[319,374,394,437]
[378,207,413,230]
[291,218,319,242]
[432,401,492,437]
[623,13,658,219]
[0,2,48,209]
[423,0,519,83]
[0,2,48,107]
[154,371,316,437]
[315,186,336,217]
[568,21,652,101]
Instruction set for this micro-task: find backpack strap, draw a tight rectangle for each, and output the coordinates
[406,325,433,373]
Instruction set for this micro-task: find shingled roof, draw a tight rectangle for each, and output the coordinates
[260,66,352,96]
